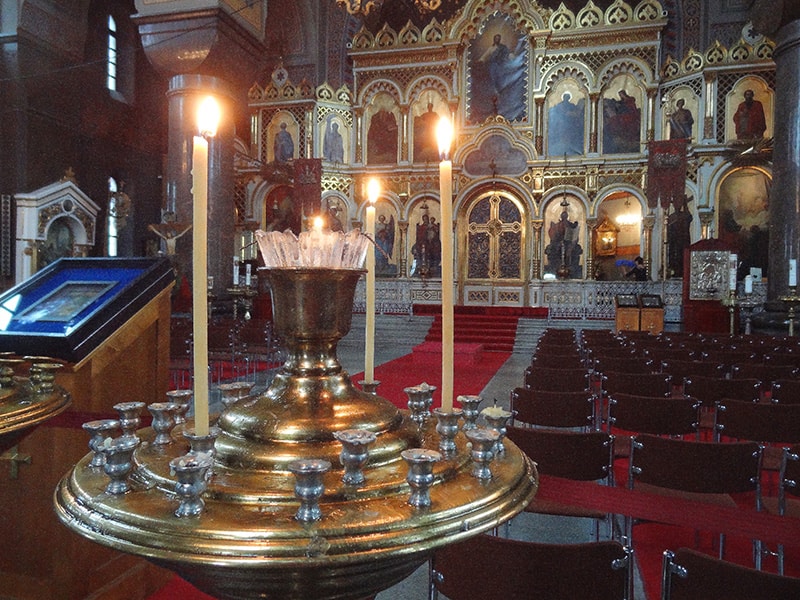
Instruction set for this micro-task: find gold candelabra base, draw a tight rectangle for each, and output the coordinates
[55,268,537,600]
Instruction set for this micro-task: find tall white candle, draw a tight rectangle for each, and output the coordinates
[437,116,454,412]
[728,254,737,291]
[365,179,379,383]
[245,263,252,287]
[744,274,753,294]
[190,96,220,437]
[791,259,797,287]
[233,256,239,285]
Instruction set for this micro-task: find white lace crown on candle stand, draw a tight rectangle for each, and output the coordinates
[254,228,369,269]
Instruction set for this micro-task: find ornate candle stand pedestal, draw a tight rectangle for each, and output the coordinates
[737,295,761,335]
[0,357,71,454]
[227,284,258,320]
[780,287,800,336]
[55,268,537,600]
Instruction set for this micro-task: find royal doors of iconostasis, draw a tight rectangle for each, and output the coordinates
[458,189,529,306]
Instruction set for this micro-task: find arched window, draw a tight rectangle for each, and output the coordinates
[107,177,118,256]
[107,15,117,92]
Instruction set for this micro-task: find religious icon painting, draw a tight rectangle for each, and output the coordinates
[321,114,348,165]
[412,92,446,164]
[366,92,400,165]
[268,112,299,164]
[726,78,772,142]
[546,79,587,156]
[601,77,642,155]
[373,203,398,277]
[408,199,442,279]
[543,195,585,279]
[467,14,528,124]
[664,88,697,142]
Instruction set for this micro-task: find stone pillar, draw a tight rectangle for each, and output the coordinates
[588,93,600,153]
[530,220,543,279]
[398,221,409,278]
[764,18,800,302]
[642,213,655,276]
[534,98,544,155]
[166,74,237,295]
[585,217,597,280]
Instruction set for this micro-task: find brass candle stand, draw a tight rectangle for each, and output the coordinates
[55,268,537,600]
[0,357,71,454]
[780,286,800,336]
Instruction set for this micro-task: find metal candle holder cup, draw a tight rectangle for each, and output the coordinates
[457,395,482,431]
[165,389,194,424]
[465,428,499,481]
[288,459,331,522]
[404,384,436,424]
[401,448,441,508]
[217,381,255,408]
[148,402,178,445]
[113,401,147,438]
[433,408,463,456]
[101,435,141,494]
[333,429,377,486]
[29,362,62,394]
[481,407,514,457]
[359,380,381,395]
[82,419,120,468]
[171,452,213,517]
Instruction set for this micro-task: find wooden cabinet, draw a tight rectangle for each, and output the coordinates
[0,288,174,599]
[615,307,640,333]
[640,307,664,334]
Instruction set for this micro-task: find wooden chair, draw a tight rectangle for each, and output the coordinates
[507,426,615,539]
[601,371,672,398]
[760,444,800,574]
[770,378,800,403]
[714,398,800,471]
[530,352,586,370]
[660,358,725,381]
[606,393,700,454]
[661,547,800,600]
[510,387,597,430]
[594,355,655,375]
[683,375,761,409]
[626,434,762,562]
[525,366,590,393]
[431,534,632,600]
[731,362,799,386]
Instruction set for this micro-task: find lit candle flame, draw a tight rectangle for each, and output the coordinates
[313,215,324,232]
[367,178,380,205]
[437,116,453,161]
[198,96,220,138]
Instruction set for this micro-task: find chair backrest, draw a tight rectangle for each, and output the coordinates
[732,362,799,383]
[525,366,590,392]
[683,375,760,407]
[507,425,613,481]
[602,371,672,398]
[660,358,725,380]
[432,534,632,600]
[661,547,800,600]
[510,387,596,429]
[629,434,761,494]
[608,393,699,438]
[779,444,800,511]
[530,352,585,370]
[714,398,800,445]
[594,356,654,375]
[770,378,800,404]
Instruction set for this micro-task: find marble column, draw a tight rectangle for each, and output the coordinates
[166,74,237,295]
[749,3,800,307]
[764,19,800,303]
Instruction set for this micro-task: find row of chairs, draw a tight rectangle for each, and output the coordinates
[515,328,800,576]
[430,534,800,599]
